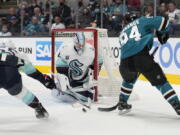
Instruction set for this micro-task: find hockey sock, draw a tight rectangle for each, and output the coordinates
[28,96,40,108]
[15,86,41,109]
[119,81,134,102]
[156,82,180,104]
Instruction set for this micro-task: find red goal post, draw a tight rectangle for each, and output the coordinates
[51,29,99,101]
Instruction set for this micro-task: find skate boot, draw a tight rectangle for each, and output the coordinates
[170,101,180,115]
[35,103,49,119]
[118,99,132,115]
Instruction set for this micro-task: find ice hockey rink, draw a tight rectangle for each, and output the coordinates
[0,74,180,135]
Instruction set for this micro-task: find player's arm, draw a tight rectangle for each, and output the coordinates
[18,59,55,89]
[145,16,170,44]
[155,16,170,44]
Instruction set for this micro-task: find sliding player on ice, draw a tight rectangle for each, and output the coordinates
[52,32,102,103]
[101,14,180,115]
[0,40,55,119]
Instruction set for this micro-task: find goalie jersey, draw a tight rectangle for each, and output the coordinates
[119,16,170,59]
[56,43,99,82]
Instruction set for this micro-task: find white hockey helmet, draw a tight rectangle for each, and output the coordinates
[73,32,86,55]
[0,39,16,49]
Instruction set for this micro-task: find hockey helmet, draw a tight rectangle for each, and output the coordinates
[0,39,15,49]
[73,32,86,55]
[124,13,138,24]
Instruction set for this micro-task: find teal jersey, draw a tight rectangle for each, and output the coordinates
[18,62,37,75]
[119,16,170,59]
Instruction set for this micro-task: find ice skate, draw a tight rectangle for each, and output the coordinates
[35,103,49,119]
[170,101,180,115]
[118,100,132,115]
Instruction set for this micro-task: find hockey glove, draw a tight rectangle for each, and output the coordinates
[43,74,56,89]
[28,70,56,89]
[156,31,169,45]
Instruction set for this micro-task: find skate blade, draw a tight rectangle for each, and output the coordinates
[36,113,49,119]
[118,109,131,115]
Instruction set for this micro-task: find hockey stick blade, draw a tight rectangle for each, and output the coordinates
[64,91,91,109]
[98,103,119,112]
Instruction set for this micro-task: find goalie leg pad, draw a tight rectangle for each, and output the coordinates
[55,74,71,91]
[77,90,94,100]
[51,88,76,103]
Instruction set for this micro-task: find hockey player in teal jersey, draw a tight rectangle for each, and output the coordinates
[115,14,180,115]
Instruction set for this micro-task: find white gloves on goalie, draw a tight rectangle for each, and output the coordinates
[51,69,98,102]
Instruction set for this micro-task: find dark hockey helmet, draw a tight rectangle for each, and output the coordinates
[123,13,138,24]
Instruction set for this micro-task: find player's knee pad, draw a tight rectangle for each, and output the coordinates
[14,85,35,105]
[142,63,167,86]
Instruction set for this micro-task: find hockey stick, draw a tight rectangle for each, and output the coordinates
[98,102,119,112]
[98,44,161,112]
[50,72,91,110]
[151,43,161,57]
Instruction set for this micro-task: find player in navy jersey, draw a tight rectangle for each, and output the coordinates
[115,14,180,115]
[0,40,51,119]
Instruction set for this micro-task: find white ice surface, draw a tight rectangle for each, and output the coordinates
[0,74,180,135]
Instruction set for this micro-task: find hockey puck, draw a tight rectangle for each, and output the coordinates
[82,108,87,113]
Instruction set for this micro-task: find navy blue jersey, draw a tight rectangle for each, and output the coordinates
[119,16,169,59]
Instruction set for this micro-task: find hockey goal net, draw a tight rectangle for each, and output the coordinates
[51,28,122,102]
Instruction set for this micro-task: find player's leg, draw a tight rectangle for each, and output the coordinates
[134,47,180,115]
[4,66,49,118]
[118,57,139,113]
[142,65,180,115]
[19,62,55,89]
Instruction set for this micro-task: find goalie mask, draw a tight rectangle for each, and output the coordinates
[73,32,86,55]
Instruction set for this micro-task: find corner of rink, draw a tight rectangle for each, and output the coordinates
[0,73,180,135]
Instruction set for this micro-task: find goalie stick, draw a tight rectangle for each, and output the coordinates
[98,43,161,112]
